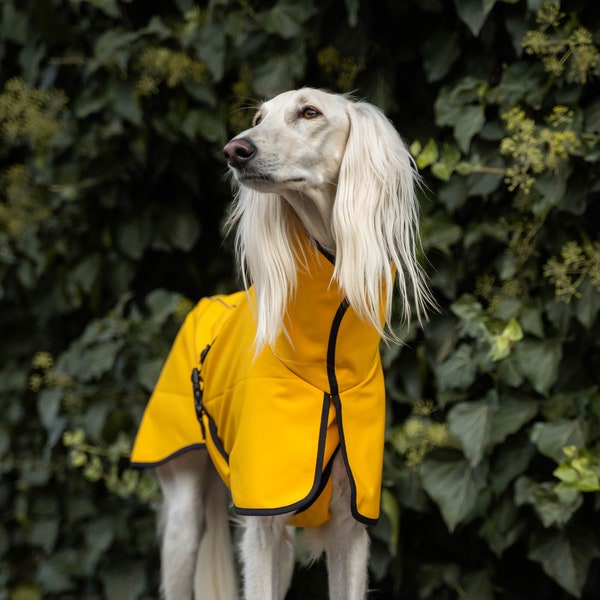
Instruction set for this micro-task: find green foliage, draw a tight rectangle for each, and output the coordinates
[2,0,600,598]
[523,2,600,83]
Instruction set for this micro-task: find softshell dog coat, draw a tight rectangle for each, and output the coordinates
[131,234,386,528]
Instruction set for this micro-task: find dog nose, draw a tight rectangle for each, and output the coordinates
[224,138,256,168]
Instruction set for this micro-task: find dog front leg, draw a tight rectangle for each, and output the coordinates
[326,520,369,600]
[240,514,294,600]
[157,451,208,600]
[325,455,370,600]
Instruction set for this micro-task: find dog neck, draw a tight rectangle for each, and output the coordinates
[281,187,336,254]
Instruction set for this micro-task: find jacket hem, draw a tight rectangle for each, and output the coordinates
[216,391,333,519]
[130,443,206,469]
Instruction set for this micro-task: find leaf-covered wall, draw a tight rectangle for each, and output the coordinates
[1,0,599,598]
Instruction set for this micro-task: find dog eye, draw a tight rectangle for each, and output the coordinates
[252,113,263,126]
[301,106,321,119]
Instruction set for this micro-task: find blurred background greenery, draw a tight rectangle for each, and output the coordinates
[1,0,599,598]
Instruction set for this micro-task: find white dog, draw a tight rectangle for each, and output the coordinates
[131,88,431,600]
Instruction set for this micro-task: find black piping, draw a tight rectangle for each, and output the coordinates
[130,443,206,469]
[326,298,379,526]
[326,300,349,396]
[234,392,333,517]
[207,412,229,463]
[331,394,378,526]
[314,240,335,265]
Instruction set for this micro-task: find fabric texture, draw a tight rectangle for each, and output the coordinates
[131,234,386,527]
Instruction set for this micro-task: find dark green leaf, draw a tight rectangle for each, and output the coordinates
[575,279,600,328]
[490,395,538,445]
[435,344,478,392]
[256,2,318,39]
[252,46,307,97]
[529,527,600,598]
[421,31,461,83]
[448,393,498,466]
[160,207,200,251]
[90,29,142,73]
[100,560,146,600]
[479,494,525,556]
[513,339,563,395]
[422,211,463,253]
[420,454,488,531]
[194,23,226,81]
[344,0,359,27]
[462,569,494,600]
[530,419,587,463]
[489,436,535,494]
[515,477,582,528]
[0,3,28,44]
[454,0,496,37]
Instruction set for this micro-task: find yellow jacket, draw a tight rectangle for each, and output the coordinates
[131,235,386,528]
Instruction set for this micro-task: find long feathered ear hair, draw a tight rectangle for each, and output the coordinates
[331,100,432,340]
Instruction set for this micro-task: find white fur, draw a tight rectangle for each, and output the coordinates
[157,88,432,599]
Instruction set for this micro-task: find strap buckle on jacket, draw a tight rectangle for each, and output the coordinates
[191,344,212,439]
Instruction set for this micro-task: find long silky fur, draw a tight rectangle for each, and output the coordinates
[226,189,304,349]
[332,101,430,338]
[226,94,431,351]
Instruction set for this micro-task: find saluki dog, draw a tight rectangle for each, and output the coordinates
[131,88,431,600]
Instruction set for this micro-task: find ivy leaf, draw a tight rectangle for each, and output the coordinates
[252,44,307,97]
[513,339,563,395]
[454,0,496,37]
[36,388,62,430]
[422,211,463,253]
[145,288,186,324]
[515,477,582,528]
[528,527,600,598]
[448,392,498,466]
[0,3,29,44]
[575,278,600,329]
[83,517,115,572]
[379,488,400,555]
[107,81,142,125]
[100,559,146,600]
[181,107,227,143]
[435,344,478,392]
[420,454,488,531]
[136,358,163,392]
[454,104,485,152]
[161,206,200,252]
[462,569,495,600]
[344,0,359,27]
[415,138,439,169]
[489,436,536,495]
[194,23,226,80]
[479,494,525,557]
[90,29,142,73]
[256,1,318,39]
[434,79,486,152]
[36,549,78,593]
[490,395,538,445]
[421,31,461,82]
[117,214,152,260]
[530,419,587,463]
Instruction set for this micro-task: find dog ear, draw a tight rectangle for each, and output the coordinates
[332,101,429,336]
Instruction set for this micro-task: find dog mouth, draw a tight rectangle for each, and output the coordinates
[236,171,305,186]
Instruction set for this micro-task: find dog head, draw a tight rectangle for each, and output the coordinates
[224,88,431,349]
[224,88,351,197]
